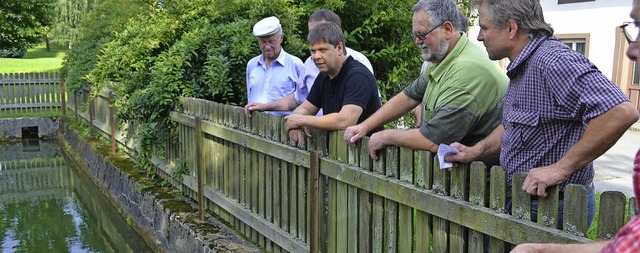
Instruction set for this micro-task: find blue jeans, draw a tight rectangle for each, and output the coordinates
[506,183,596,229]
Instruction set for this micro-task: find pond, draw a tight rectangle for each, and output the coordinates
[0,140,154,253]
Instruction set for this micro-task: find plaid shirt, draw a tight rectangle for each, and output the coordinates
[500,35,629,189]
[601,149,640,252]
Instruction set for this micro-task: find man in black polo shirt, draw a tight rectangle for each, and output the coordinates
[284,22,382,147]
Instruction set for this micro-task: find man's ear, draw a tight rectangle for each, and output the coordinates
[507,19,519,39]
[442,20,456,39]
[337,42,344,56]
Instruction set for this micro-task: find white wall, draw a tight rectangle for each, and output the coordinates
[466,0,631,79]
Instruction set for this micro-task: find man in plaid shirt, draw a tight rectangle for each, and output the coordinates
[510,0,640,251]
[447,0,640,229]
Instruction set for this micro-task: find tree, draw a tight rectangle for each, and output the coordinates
[51,0,95,48]
[0,0,56,58]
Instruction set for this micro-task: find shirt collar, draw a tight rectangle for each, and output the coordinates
[258,49,287,67]
[428,32,468,83]
[506,35,548,78]
[332,56,354,81]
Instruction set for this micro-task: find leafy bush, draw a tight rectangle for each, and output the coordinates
[0,47,27,58]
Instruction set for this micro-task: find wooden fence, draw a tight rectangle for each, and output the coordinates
[65,93,638,253]
[0,72,64,114]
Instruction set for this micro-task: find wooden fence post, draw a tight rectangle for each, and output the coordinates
[195,116,204,220]
[89,88,94,138]
[74,93,78,121]
[310,151,320,253]
[109,91,116,154]
[61,77,66,118]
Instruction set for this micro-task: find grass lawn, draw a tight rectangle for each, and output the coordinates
[0,43,68,74]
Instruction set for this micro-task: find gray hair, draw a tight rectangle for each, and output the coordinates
[413,0,468,32]
[475,0,553,37]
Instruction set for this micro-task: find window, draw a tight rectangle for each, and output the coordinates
[558,0,595,4]
[563,40,586,55]
[555,33,590,57]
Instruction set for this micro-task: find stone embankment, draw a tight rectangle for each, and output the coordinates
[60,123,261,253]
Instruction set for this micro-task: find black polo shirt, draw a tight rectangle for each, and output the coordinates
[307,56,383,134]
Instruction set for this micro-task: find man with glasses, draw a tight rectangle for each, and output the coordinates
[344,0,507,163]
[446,0,640,230]
[245,16,303,116]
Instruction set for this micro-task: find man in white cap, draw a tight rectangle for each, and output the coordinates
[245,16,303,116]
[244,10,376,117]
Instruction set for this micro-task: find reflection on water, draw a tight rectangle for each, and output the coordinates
[0,140,154,253]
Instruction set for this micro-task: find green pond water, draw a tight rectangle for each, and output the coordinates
[0,140,154,253]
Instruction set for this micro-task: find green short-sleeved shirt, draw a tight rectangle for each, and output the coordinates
[403,34,508,146]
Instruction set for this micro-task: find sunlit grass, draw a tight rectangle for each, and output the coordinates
[0,110,61,119]
[0,43,68,73]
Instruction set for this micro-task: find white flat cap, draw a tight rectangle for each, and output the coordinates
[253,16,282,37]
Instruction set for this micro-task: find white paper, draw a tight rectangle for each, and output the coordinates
[437,144,459,169]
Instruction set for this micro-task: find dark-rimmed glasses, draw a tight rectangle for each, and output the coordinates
[411,22,445,41]
[621,21,640,44]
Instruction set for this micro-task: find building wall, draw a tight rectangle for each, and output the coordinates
[466,0,630,80]
[542,0,629,79]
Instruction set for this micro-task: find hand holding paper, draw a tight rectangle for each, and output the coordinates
[437,144,459,169]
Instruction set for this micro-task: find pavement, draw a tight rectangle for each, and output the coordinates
[592,121,640,197]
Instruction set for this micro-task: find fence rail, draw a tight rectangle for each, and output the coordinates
[0,72,63,114]
[66,92,638,253]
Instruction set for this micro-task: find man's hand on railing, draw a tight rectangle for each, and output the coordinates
[244,102,267,117]
[287,128,309,148]
[344,124,368,145]
[522,164,570,198]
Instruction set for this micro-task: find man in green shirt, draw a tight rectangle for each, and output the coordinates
[344,0,508,162]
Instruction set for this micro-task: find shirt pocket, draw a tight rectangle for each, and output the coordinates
[504,110,548,151]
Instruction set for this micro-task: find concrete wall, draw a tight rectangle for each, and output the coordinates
[542,0,629,79]
[0,117,59,140]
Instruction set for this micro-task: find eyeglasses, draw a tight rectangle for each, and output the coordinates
[411,22,444,41]
[621,21,640,44]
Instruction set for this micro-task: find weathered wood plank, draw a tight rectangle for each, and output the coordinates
[384,146,399,253]
[334,132,349,252]
[372,139,385,253]
[450,162,469,252]
[357,138,372,253]
[281,162,290,234]
[490,166,507,252]
[298,165,306,241]
[328,176,337,253]
[309,151,320,253]
[290,163,299,239]
[266,154,273,224]
[537,185,560,228]
[398,147,413,253]
[597,191,627,240]
[273,154,281,234]
[563,184,588,236]
[512,172,532,221]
